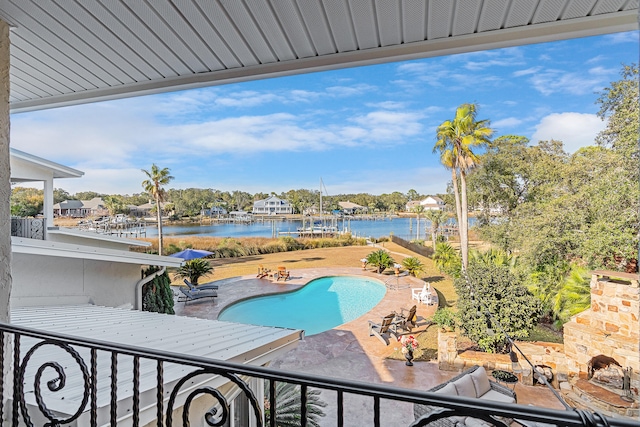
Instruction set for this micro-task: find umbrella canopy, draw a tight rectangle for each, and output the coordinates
[168,249,214,261]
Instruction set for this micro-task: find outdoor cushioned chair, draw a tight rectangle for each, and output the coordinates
[179,285,217,304]
[368,314,399,345]
[184,278,218,291]
[413,366,517,427]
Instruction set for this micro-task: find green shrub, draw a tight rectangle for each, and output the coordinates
[142,268,174,315]
[454,262,541,353]
[432,307,456,330]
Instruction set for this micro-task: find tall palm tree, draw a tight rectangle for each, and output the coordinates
[412,204,425,240]
[141,164,174,255]
[424,209,448,250]
[434,103,493,269]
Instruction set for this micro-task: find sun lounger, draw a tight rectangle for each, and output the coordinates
[184,278,218,291]
[257,264,270,279]
[368,314,399,345]
[179,286,217,304]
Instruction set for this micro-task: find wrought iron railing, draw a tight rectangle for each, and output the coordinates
[10,217,45,240]
[0,322,636,427]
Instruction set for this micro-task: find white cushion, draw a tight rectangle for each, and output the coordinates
[470,367,492,396]
[453,375,477,397]
[478,389,516,404]
[465,417,492,427]
[435,382,458,395]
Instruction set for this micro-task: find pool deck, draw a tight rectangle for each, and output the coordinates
[173,266,567,424]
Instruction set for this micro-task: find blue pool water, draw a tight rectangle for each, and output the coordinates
[218,276,386,336]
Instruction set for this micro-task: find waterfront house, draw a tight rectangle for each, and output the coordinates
[420,195,446,211]
[338,201,367,215]
[53,197,108,218]
[0,2,635,426]
[252,195,293,215]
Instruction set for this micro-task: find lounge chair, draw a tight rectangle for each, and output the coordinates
[184,278,218,291]
[179,286,217,304]
[394,305,417,332]
[412,282,433,305]
[257,264,270,279]
[275,266,290,281]
[368,314,398,345]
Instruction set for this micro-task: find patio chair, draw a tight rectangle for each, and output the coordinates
[179,286,217,304]
[368,314,399,345]
[275,266,290,281]
[394,305,417,332]
[184,278,218,291]
[257,264,270,279]
[412,282,433,305]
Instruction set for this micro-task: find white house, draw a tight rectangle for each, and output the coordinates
[252,195,293,215]
[420,196,446,211]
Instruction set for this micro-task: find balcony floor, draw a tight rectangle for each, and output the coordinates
[174,266,567,424]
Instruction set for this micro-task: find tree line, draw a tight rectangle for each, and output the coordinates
[10,186,436,218]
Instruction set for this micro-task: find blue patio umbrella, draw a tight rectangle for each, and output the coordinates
[168,248,214,260]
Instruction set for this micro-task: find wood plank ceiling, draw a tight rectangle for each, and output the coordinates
[0,0,637,113]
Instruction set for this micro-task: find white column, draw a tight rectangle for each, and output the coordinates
[0,19,11,323]
[43,176,53,229]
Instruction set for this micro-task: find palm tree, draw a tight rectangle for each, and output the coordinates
[401,257,425,277]
[174,258,213,285]
[141,164,174,255]
[434,103,493,269]
[412,204,425,240]
[424,209,448,250]
[264,382,327,427]
[366,249,395,274]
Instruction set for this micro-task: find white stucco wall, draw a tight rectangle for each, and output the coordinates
[10,253,142,308]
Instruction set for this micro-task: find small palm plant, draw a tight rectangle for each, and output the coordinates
[401,257,425,277]
[366,249,395,274]
[264,382,327,427]
[433,242,462,278]
[174,258,213,285]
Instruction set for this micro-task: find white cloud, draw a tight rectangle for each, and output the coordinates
[529,69,605,96]
[513,67,541,77]
[602,31,639,44]
[531,112,607,153]
[492,117,523,130]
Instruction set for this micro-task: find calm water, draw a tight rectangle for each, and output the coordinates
[146,216,462,240]
[217,276,386,335]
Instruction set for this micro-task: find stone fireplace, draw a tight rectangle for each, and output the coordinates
[563,271,639,415]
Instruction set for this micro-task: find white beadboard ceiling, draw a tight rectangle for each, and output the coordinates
[0,0,637,113]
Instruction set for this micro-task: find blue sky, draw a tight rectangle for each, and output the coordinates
[10,30,638,197]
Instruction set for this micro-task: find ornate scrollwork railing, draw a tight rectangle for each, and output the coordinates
[10,217,45,240]
[0,322,636,427]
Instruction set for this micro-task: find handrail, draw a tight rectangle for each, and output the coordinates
[1,321,636,427]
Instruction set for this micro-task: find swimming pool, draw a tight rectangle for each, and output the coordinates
[218,276,386,335]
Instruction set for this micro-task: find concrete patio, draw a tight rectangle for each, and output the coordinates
[173,266,567,425]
